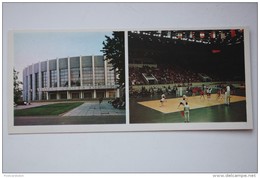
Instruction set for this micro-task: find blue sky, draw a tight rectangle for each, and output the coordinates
[14,31,113,80]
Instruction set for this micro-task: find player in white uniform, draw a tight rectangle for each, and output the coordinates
[206,87,212,100]
[160,93,166,107]
[225,85,231,105]
[184,102,190,123]
[177,95,188,109]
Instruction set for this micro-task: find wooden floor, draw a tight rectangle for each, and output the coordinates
[138,94,246,114]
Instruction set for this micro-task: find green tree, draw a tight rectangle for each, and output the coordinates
[14,69,23,103]
[101,32,125,87]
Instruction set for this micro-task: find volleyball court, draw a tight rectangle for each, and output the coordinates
[138,93,246,114]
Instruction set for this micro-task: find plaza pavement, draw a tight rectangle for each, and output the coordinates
[62,101,125,116]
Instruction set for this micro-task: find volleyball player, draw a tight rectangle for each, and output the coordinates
[216,88,222,100]
[225,85,231,105]
[200,89,205,100]
[177,95,188,109]
[184,102,190,123]
[160,93,166,107]
[206,87,212,100]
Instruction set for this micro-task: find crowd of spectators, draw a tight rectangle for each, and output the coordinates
[130,85,178,98]
[129,80,244,99]
[129,65,210,86]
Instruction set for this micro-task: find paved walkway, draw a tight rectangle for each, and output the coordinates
[62,101,125,116]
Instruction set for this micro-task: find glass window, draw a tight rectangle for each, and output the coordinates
[71,92,80,99]
[96,91,105,98]
[25,76,28,101]
[42,92,47,100]
[60,69,68,87]
[60,92,67,99]
[29,74,32,89]
[35,73,39,100]
[95,67,105,85]
[70,57,80,68]
[82,67,93,86]
[50,70,57,87]
[83,92,92,98]
[50,93,57,100]
[35,73,39,89]
[70,68,80,86]
[41,71,47,88]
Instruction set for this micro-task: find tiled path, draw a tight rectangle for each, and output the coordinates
[62,101,125,116]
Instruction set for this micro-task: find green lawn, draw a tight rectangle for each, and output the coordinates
[14,102,84,116]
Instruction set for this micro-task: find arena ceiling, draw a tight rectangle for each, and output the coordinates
[128,30,245,81]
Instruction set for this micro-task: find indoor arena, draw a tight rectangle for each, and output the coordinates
[128,30,247,123]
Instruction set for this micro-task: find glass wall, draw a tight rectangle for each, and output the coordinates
[96,91,105,98]
[35,73,39,100]
[82,56,93,86]
[107,65,116,85]
[70,68,80,86]
[82,67,93,86]
[33,63,39,100]
[70,57,80,87]
[29,74,32,90]
[71,92,80,99]
[95,67,105,85]
[41,61,47,89]
[49,92,57,100]
[41,71,47,88]
[94,56,105,86]
[42,92,47,100]
[50,70,57,87]
[49,59,57,87]
[25,76,28,101]
[83,91,92,98]
[29,74,33,100]
[60,69,68,87]
[60,92,67,99]
[59,58,68,87]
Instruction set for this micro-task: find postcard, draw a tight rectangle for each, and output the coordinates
[8,28,252,134]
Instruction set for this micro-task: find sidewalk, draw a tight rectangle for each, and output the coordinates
[62,101,125,116]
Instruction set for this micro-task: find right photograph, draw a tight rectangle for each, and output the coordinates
[128,29,248,124]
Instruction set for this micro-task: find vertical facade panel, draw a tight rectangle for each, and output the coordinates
[41,61,47,71]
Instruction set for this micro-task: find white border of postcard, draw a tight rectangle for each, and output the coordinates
[7,27,253,134]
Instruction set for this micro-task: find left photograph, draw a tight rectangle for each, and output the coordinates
[12,31,126,126]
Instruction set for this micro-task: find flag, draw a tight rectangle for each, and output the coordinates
[221,32,226,40]
[177,32,182,39]
[167,31,171,38]
[200,32,205,38]
[212,49,221,54]
[211,31,216,39]
[230,30,236,38]
[189,31,195,39]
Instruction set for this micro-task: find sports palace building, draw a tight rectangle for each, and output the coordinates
[22,55,119,101]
